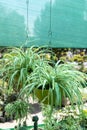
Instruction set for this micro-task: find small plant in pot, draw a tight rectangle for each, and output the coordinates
[21,61,87,109]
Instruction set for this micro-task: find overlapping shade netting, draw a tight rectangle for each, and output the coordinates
[0,0,87,48]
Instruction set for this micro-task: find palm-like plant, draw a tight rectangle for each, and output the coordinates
[21,62,87,108]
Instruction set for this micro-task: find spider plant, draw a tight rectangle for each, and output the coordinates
[21,61,87,108]
[0,46,49,93]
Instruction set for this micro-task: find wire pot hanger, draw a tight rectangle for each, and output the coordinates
[48,0,52,45]
[26,0,29,40]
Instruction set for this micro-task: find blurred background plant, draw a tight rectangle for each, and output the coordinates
[42,104,87,130]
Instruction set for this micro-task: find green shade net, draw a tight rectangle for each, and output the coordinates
[0,0,87,48]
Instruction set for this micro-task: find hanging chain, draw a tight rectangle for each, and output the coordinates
[26,0,29,40]
[48,0,52,45]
